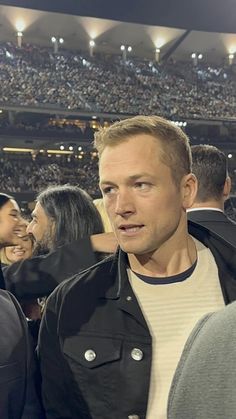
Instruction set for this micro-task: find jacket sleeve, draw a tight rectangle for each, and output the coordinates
[10,292,44,419]
[3,237,97,300]
[37,290,72,418]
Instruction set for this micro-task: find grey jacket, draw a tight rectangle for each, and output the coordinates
[168,301,236,419]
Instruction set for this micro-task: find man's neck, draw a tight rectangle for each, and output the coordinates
[128,235,197,278]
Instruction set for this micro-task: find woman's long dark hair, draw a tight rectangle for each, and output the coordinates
[37,185,104,249]
[0,193,13,209]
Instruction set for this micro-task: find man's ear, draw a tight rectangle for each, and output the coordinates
[223,176,231,201]
[181,173,198,209]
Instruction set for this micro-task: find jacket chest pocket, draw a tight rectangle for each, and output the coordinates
[62,335,122,404]
[63,335,121,369]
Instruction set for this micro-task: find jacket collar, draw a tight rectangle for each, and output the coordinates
[58,221,236,336]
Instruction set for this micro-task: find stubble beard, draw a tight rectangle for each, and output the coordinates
[33,230,54,256]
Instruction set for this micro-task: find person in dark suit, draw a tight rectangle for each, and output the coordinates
[0,193,42,418]
[187,144,236,247]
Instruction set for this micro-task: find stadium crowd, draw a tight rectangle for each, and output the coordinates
[0,152,100,197]
[0,41,236,118]
[0,151,236,200]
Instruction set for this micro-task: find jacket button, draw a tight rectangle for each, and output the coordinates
[131,348,143,361]
[128,415,140,419]
[84,349,96,362]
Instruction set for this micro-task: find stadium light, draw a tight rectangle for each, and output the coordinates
[120,45,132,62]
[15,19,25,33]
[16,31,23,47]
[51,36,64,53]
[89,39,95,57]
[191,52,204,66]
[15,19,25,48]
[155,48,160,63]
[228,54,234,65]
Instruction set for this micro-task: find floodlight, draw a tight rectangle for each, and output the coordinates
[15,19,25,33]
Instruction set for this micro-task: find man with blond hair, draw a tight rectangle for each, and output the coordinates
[39,116,236,419]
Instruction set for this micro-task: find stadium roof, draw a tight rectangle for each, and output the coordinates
[1,0,236,34]
[0,3,235,63]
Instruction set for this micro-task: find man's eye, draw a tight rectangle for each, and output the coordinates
[135,182,150,189]
[103,187,115,195]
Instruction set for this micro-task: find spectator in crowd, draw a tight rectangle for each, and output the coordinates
[167,300,236,419]
[3,185,117,300]
[188,144,236,246]
[0,220,33,265]
[0,220,41,321]
[0,192,22,288]
[38,115,236,419]
[0,192,42,418]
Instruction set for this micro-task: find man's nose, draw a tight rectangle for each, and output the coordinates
[26,222,33,235]
[115,191,135,216]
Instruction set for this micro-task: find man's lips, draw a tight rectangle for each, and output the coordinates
[118,224,144,233]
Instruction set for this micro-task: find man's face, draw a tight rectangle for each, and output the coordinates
[27,202,54,252]
[99,134,195,259]
[0,199,22,247]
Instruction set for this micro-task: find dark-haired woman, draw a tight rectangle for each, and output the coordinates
[0,193,42,418]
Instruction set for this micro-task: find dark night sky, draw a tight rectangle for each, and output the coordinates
[0,0,236,33]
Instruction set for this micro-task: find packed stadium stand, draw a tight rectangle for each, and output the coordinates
[0,41,236,119]
[0,2,236,207]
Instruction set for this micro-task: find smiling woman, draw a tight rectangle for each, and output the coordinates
[0,193,22,248]
[0,221,34,265]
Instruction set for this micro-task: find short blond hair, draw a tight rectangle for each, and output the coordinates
[94,115,192,185]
